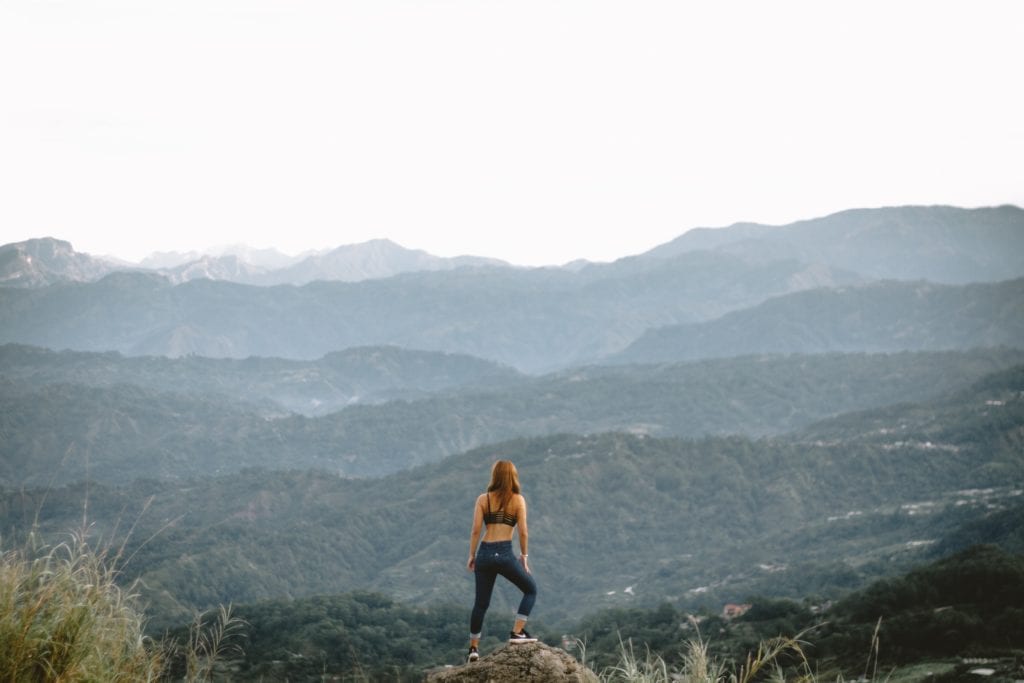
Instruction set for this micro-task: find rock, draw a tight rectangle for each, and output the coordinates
[425,642,599,683]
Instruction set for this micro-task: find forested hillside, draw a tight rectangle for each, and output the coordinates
[4,363,1021,631]
[575,544,1024,673]
[0,343,524,415]
[148,544,1024,681]
[3,349,1021,486]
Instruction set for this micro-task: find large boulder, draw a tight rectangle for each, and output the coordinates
[425,642,599,682]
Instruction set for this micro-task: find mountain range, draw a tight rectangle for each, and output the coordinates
[3,205,1021,371]
[0,237,508,288]
[4,205,1023,289]
[0,253,863,371]
[3,347,1021,486]
[0,268,1019,374]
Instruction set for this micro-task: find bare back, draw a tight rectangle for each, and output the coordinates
[478,492,525,543]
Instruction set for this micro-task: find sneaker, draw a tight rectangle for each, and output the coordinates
[508,630,537,644]
[467,646,479,663]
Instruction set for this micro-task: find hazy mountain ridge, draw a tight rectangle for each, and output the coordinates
[0,237,511,288]
[3,349,1021,486]
[251,238,508,285]
[159,253,270,285]
[140,244,305,270]
[3,206,1021,371]
[640,204,1024,284]
[5,205,1022,289]
[148,239,510,286]
[610,278,1024,365]
[5,364,1021,629]
[0,252,866,371]
[0,343,523,415]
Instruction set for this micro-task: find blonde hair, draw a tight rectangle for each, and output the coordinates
[487,460,521,513]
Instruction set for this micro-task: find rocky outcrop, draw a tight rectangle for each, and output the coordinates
[425,642,599,682]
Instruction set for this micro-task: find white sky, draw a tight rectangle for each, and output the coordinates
[1,1,1022,266]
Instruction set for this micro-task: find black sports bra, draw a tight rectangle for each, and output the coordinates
[483,492,517,527]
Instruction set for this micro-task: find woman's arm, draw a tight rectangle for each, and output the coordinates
[467,494,484,571]
[517,495,530,573]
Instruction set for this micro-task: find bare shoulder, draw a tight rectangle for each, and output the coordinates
[515,493,528,509]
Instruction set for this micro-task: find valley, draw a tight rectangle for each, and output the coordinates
[1,204,1022,681]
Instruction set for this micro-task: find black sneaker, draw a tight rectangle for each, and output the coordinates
[508,630,537,644]
[467,646,479,663]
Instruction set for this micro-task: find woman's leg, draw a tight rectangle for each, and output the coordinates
[497,556,537,629]
[470,561,498,641]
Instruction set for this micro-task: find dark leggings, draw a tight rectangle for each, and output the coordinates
[470,540,537,637]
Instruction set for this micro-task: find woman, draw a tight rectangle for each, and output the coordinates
[465,460,538,663]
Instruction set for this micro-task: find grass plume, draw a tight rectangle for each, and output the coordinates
[598,628,818,683]
[0,531,163,681]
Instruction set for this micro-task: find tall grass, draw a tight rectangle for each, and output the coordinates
[0,529,248,682]
[597,630,817,683]
[172,605,246,682]
[0,531,163,681]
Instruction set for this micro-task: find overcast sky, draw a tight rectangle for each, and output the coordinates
[1,1,1022,266]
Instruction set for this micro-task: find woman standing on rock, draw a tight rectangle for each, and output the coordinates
[465,459,538,662]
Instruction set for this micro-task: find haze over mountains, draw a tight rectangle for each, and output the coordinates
[610,278,1024,364]
[0,236,510,288]
[2,203,1023,673]
[2,205,1022,371]
[4,205,1022,288]
[639,204,1024,283]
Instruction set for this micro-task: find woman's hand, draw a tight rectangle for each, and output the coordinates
[467,556,476,572]
[521,555,531,574]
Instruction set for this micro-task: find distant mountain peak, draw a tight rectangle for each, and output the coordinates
[253,238,509,285]
[0,237,118,288]
[4,236,74,252]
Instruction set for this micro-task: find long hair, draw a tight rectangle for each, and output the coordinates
[486,460,520,512]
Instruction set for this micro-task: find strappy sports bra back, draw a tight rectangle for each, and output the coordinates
[483,492,517,527]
